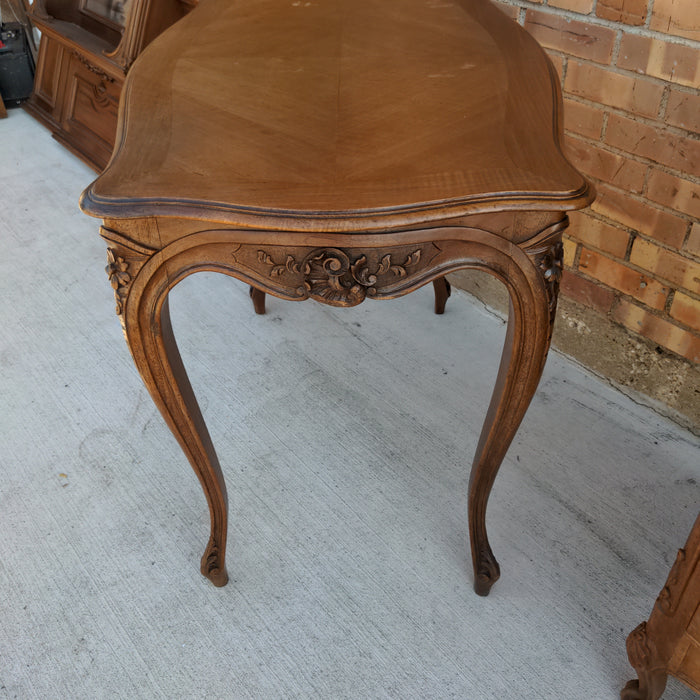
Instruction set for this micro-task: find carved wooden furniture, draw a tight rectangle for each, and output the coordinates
[25,0,193,170]
[80,0,594,596]
[623,514,700,699]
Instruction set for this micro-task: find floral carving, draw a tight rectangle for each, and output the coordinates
[256,247,423,306]
[538,241,563,288]
[526,238,563,324]
[105,248,131,315]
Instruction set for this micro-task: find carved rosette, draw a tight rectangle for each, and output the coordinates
[238,245,432,307]
[525,238,563,326]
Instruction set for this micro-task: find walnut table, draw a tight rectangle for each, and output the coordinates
[80,0,594,595]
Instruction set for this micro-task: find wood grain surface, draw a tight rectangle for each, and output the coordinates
[82,0,592,228]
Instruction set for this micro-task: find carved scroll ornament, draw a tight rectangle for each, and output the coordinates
[236,245,430,307]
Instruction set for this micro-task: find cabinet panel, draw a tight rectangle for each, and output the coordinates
[32,36,64,114]
[60,54,120,168]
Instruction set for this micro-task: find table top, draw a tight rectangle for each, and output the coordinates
[81,0,592,231]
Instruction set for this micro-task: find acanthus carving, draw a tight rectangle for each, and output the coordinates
[243,246,427,307]
[105,248,131,315]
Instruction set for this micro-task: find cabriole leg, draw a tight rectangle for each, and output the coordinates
[468,237,561,595]
[107,240,230,587]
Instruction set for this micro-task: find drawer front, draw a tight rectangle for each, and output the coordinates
[61,53,121,168]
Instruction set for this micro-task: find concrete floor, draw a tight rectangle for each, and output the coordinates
[1,108,699,698]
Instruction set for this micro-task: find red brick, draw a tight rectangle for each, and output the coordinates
[578,248,670,309]
[650,0,700,42]
[597,0,647,25]
[561,269,616,312]
[568,210,631,257]
[564,62,664,118]
[613,299,700,362]
[563,98,605,139]
[549,0,595,12]
[591,184,688,248]
[605,113,700,177]
[565,135,647,193]
[685,222,700,258]
[616,34,652,74]
[630,237,700,291]
[617,35,700,88]
[525,11,616,64]
[666,89,700,134]
[646,169,700,218]
[670,292,700,331]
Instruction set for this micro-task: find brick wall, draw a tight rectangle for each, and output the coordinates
[494,0,700,364]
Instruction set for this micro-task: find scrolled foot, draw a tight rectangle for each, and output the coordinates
[473,545,501,597]
[201,539,229,587]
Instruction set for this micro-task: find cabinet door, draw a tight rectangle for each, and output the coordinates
[32,35,66,121]
[60,52,121,169]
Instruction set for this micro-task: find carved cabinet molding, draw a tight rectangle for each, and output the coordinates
[623,513,700,700]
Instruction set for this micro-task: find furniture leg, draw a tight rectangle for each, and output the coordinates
[621,623,669,700]
[433,277,451,315]
[468,238,560,596]
[120,266,229,586]
[249,285,266,314]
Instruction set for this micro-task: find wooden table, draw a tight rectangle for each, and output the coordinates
[80,0,593,596]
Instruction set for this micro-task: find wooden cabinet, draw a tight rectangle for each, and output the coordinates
[623,513,700,699]
[25,0,193,170]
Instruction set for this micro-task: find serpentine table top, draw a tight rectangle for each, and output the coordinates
[81,0,594,596]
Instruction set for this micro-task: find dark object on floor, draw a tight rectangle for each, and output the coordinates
[0,22,34,105]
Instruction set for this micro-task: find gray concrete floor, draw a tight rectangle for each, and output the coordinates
[1,108,699,699]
